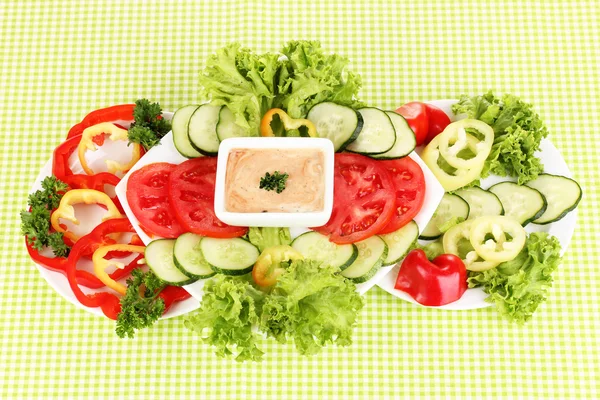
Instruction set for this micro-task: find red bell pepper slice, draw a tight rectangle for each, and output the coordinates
[395,249,467,306]
[67,104,135,139]
[52,134,123,211]
[160,286,192,313]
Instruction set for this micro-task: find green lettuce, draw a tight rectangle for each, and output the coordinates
[451,91,549,184]
[247,227,292,253]
[198,41,363,135]
[468,232,562,324]
[260,260,364,355]
[183,275,265,362]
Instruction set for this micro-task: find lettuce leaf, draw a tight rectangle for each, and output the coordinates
[198,43,282,135]
[467,232,562,324]
[260,260,364,355]
[183,275,265,362]
[452,91,548,184]
[247,227,292,253]
[198,41,363,135]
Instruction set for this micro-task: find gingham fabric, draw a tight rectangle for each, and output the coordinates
[1,1,599,399]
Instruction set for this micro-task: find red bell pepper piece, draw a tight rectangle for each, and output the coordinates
[160,286,192,313]
[395,249,467,306]
[67,104,135,139]
[52,134,123,211]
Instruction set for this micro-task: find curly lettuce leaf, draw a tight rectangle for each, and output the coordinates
[183,275,265,362]
[260,260,364,355]
[198,43,282,135]
[452,91,548,184]
[280,40,364,118]
[468,232,562,324]
[247,227,292,253]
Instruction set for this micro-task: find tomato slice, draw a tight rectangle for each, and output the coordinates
[126,163,186,238]
[168,158,248,238]
[377,157,426,234]
[313,153,395,244]
[396,102,429,146]
[424,103,451,144]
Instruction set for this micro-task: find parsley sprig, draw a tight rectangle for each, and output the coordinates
[127,99,171,150]
[116,269,167,338]
[21,176,70,257]
[259,171,289,194]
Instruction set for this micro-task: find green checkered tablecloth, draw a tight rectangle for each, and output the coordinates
[1,1,599,398]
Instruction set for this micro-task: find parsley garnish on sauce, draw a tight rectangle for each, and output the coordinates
[259,171,289,194]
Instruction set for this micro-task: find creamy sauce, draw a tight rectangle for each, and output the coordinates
[225,148,325,213]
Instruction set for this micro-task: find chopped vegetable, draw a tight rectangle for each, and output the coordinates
[259,108,317,137]
[93,244,146,295]
[468,216,527,263]
[451,91,548,184]
[247,227,292,253]
[50,189,122,243]
[259,171,289,193]
[21,176,70,257]
[260,260,364,356]
[78,122,142,175]
[127,98,171,150]
[468,232,562,323]
[116,269,166,338]
[252,245,303,287]
[395,249,467,306]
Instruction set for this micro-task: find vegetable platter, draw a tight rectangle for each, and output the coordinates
[21,40,581,362]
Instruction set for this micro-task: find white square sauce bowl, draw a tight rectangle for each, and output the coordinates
[214,137,334,227]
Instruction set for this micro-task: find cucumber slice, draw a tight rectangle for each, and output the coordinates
[372,112,417,159]
[216,106,253,141]
[341,236,388,283]
[172,105,203,158]
[173,233,216,279]
[188,104,222,156]
[525,173,582,224]
[379,221,419,266]
[291,231,358,271]
[345,108,396,155]
[145,239,197,286]
[420,194,470,240]
[199,237,259,276]
[454,186,504,220]
[488,181,547,226]
[306,102,363,151]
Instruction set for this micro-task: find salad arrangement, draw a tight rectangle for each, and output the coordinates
[21,40,581,362]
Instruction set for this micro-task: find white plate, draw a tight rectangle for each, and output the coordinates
[28,112,199,318]
[115,133,444,298]
[376,100,578,310]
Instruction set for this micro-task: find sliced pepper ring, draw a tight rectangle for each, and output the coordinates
[421,134,483,192]
[469,216,526,263]
[50,189,123,243]
[93,244,146,295]
[437,119,494,170]
[252,245,304,287]
[442,220,498,272]
[260,108,317,137]
[77,122,142,175]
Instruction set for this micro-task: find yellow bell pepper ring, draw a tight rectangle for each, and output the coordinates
[469,216,527,263]
[442,220,499,272]
[93,244,146,295]
[77,122,142,175]
[421,135,483,192]
[437,119,494,170]
[260,108,317,137]
[50,189,123,243]
[252,245,304,287]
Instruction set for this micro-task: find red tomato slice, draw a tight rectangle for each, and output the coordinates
[377,157,426,234]
[313,153,395,244]
[126,163,186,238]
[396,102,429,146]
[424,103,451,144]
[168,158,248,238]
